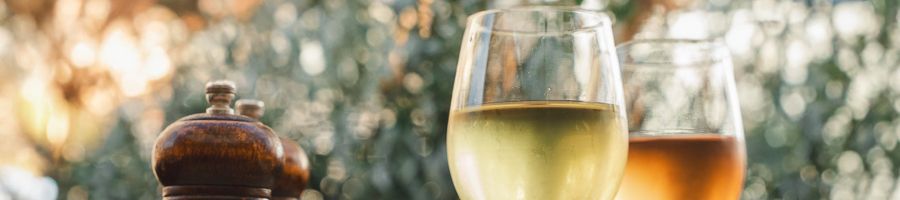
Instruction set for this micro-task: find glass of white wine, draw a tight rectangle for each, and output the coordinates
[447,7,627,200]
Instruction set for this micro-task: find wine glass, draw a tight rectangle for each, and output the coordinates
[447,7,627,200]
[615,39,746,200]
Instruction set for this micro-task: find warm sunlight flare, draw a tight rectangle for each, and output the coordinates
[0,0,898,199]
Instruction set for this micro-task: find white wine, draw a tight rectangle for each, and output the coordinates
[448,101,628,200]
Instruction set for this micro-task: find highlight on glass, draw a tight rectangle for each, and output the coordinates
[447,7,627,200]
[615,39,747,200]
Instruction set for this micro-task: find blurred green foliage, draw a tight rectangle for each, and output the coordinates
[1,0,899,200]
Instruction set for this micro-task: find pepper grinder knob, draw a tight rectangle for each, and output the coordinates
[206,80,236,114]
[236,99,265,120]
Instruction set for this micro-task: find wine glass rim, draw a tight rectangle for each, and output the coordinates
[466,7,612,35]
[617,38,731,68]
[616,38,724,48]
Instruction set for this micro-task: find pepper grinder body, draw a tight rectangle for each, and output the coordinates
[152,81,284,200]
[237,99,311,200]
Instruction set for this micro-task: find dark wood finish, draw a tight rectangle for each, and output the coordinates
[271,138,310,200]
[236,99,310,200]
[152,81,284,200]
[153,114,284,187]
[163,185,270,199]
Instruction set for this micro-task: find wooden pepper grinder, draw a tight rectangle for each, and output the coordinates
[152,80,285,200]
[236,100,311,200]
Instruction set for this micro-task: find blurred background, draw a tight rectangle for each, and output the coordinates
[0,0,898,199]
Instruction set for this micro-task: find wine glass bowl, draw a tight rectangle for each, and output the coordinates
[615,39,746,200]
[447,8,627,200]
